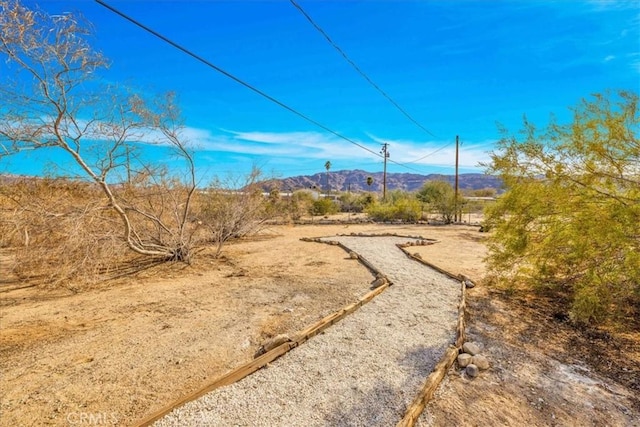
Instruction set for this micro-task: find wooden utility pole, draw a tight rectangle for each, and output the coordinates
[454,135,459,223]
[381,143,389,201]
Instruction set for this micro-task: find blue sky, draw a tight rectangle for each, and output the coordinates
[2,0,639,182]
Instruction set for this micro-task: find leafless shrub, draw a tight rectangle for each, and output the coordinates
[0,178,130,287]
[199,169,271,256]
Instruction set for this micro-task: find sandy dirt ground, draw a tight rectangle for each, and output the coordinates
[1,219,638,426]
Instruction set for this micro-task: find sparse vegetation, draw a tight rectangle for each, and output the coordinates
[0,1,279,285]
[0,2,637,425]
[288,190,315,220]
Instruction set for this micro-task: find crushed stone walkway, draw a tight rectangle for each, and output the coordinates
[154,236,461,427]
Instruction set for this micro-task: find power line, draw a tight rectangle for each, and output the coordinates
[94,0,383,161]
[95,0,432,175]
[401,140,453,164]
[290,0,437,138]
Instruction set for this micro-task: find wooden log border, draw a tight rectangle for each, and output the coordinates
[135,233,467,427]
[134,237,390,427]
[395,243,469,427]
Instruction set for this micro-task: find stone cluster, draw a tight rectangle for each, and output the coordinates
[457,341,490,378]
[404,239,435,246]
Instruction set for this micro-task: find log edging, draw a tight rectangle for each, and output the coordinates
[395,244,468,427]
[134,237,390,427]
[135,234,468,427]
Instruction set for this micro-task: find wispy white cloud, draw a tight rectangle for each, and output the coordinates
[367,134,492,169]
[628,52,640,73]
[604,55,616,62]
[52,118,492,173]
[191,128,381,161]
[585,0,640,12]
[154,126,494,171]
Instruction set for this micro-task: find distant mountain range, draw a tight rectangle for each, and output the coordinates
[1,171,503,194]
[265,170,503,193]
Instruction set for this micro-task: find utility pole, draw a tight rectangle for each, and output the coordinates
[454,135,459,223]
[381,143,390,201]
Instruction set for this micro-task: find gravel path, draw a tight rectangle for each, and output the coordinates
[155,236,461,427]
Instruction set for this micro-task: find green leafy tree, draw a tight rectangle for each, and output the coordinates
[365,190,421,222]
[416,180,461,223]
[483,91,640,324]
[366,176,373,188]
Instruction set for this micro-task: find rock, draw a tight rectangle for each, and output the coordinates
[254,334,291,358]
[472,354,490,370]
[413,253,422,259]
[459,274,476,288]
[463,342,481,356]
[457,353,472,368]
[466,364,479,378]
[349,251,358,259]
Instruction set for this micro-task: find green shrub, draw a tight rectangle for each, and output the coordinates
[365,198,421,222]
[309,197,338,216]
[484,91,640,325]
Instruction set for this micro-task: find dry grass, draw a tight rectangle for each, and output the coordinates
[0,176,275,289]
[0,178,133,288]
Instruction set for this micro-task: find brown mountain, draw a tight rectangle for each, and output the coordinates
[265,170,502,193]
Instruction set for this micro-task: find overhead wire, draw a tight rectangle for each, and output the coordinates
[95,0,430,174]
[289,0,438,138]
[401,141,452,164]
[95,0,383,160]
[290,0,456,167]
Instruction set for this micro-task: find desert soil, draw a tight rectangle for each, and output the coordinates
[1,219,638,426]
[156,235,461,426]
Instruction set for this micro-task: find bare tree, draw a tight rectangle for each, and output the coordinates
[0,1,197,262]
[200,168,270,256]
